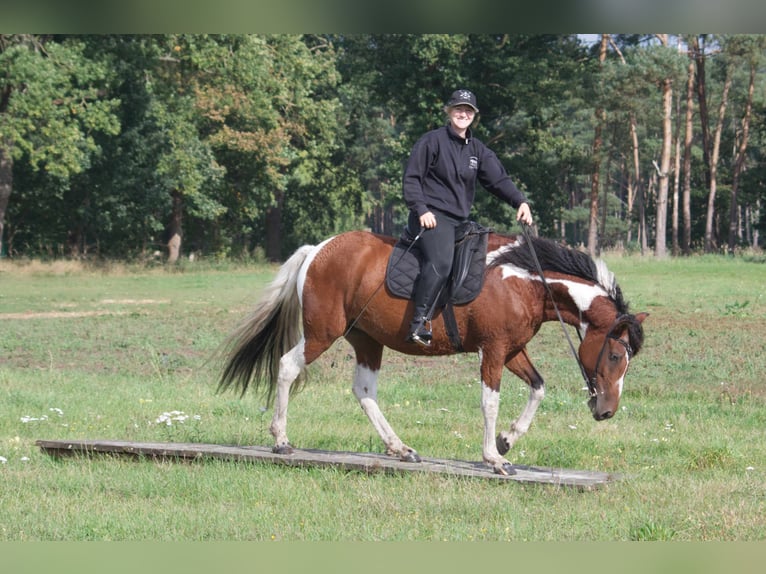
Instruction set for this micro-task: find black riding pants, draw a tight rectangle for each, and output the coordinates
[407,209,465,323]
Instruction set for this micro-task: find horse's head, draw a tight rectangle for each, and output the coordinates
[579,312,648,421]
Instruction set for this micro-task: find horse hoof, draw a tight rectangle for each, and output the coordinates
[495,462,516,476]
[400,450,421,463]
[496,434,510,456]
[272,444,294,455]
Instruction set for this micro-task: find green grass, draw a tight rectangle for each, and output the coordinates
[1,253,765,540]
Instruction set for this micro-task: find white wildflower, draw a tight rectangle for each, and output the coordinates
[155,410,189,426]
[21,415,49,423]
[154,410,198,426]
[0,456,7,464]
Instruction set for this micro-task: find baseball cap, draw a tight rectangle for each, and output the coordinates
[446,89,479,113]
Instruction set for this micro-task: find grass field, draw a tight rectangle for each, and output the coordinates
[1,252,765,541]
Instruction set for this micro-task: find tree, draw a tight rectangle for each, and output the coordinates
[725,35,765,253]
[704,47,733,253]
[191,34,351,260]
[2,34,764,259]
[0,35,119,256]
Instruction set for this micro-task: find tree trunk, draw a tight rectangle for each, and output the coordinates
[682,49,695,255]
[0,145,12,257]
[672,88,681,257]
[167,189,183,264]
[265,190,283,262]
[655,75,673,259]
[600,153,609,244]
[692,35,712,190]
[587,34,608,258]
[704,63,733,253]
[727,60,755,254]
[641,171,653,255]
[654,34,672,259]
[628,113,640,246]
[609,38,640,250]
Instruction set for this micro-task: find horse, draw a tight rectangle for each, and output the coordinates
[217,230,647,475]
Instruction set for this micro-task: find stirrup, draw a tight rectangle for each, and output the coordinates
[408,318,432,347]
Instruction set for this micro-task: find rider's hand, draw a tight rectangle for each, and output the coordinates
[516,203,533,226]
[419,211,437,229]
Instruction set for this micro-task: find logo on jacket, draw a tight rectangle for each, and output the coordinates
[468,156,478,170]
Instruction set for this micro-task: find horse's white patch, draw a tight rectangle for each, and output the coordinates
[554,280,605,313]
[616,355,630,397]
[480,382,502,461]
[296,236,336,305]
[352,364,378,400]
[481,383,500,417]
[495,262,607,314]
[497,263,535,282]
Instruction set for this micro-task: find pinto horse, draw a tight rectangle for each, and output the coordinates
[218,230,647,475]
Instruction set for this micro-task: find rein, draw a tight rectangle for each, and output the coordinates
[519,224,596,398]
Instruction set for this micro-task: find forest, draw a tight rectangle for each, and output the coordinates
[1,34,764,261]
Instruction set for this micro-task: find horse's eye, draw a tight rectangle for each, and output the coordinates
[609,353,621,362]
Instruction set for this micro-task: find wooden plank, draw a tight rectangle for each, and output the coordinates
[36,439,617,489]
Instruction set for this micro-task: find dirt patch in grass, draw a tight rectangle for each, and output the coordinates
[0,310,130,320]
[0,299,170,320]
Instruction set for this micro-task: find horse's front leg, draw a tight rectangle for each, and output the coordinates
[479,350,516,476]
[496,349,545,456]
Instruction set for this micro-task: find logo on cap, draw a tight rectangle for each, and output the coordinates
[447,89,478,112]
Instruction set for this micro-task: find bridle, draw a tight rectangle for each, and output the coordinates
[520,224,632,400]
[589,318,635,397]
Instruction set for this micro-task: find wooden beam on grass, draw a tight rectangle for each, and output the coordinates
[36,439,617,489]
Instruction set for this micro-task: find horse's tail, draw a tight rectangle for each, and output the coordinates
[217,244,315,405]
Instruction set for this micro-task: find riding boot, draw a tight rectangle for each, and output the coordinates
[407,266,444,347]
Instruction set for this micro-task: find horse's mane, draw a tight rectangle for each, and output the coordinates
[487,234,631,317]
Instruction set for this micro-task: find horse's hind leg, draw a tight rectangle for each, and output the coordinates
[269,339,306,454]
[347,330,421,463]
[496,348,545,456]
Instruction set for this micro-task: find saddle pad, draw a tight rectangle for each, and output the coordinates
[385,225,488,306]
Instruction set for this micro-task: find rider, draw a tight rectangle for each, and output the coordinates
[402,88,534,346]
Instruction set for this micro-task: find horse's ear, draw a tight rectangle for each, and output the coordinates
[618,312,648,356]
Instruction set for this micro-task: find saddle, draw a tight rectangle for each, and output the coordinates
[385,221,491,349]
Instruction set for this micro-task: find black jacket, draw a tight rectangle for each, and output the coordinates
[402,124,527,219]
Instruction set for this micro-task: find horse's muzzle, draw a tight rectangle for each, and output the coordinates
[588,397,614,421]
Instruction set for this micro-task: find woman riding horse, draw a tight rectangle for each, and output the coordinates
[402,89,533,346]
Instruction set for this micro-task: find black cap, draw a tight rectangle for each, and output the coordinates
[446,89,479,113]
